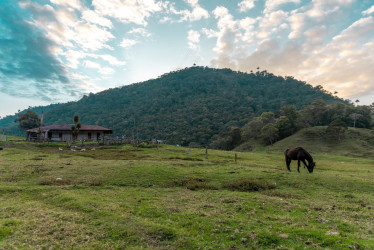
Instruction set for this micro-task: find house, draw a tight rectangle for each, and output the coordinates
[26,124,112,142]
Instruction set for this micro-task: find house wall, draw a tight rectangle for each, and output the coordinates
[48,131,105,141]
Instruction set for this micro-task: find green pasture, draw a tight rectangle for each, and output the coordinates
[0,140,373,249]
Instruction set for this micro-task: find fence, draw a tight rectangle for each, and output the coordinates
[0,135,8,142]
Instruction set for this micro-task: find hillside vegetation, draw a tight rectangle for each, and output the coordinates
[213,100,373,151]
[0,139,373,248]
[0,67,344,145]
[270,127,374,157]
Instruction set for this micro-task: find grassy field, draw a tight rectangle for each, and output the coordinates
[0,139,373,249]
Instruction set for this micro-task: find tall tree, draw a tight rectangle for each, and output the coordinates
[241,117,263,140]
[276,116,293,139]
[71,115,82,140]
[14,111,40,131]
[280,105,298,132]
[326,119,348,141]
[260,124,278,145]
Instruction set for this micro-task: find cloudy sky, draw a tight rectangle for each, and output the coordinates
[0,0,373,117]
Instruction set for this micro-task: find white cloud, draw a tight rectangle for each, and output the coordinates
[188,30,200,50]
[331,17,374,46]
[238,0,257,12]
[186,5,210,21]
[82,10,113,28]
[254,10,289,40]
[168,0,209,22]
[92,0,164,26]
[362,5,374,15]
[86,54,126,66]
[201,28,218,38]
[208,1,374,101]
[287,11,306,39]
[264,0,300,14]
[211,7,239,68]
[50,0,83,10]
[120,38,138,48]
[306,0,354,20]
[213,6,229,19]
[128,28,151,37]
[65,50,86,69]
[84,61,115,75]
[19,1,114,51]
[185,0,198,6]
[99,67,115,75]
[259,10,288,28]
[84,60,101,69]
[71,72,89,80]
[98,55,127,66]
[71,23,114,51]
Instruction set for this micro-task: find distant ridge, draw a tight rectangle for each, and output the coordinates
[0,67,345,145]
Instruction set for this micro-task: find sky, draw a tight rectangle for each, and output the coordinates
[0,0,374,118]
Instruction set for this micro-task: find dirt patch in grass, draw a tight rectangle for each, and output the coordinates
[31,166,51,174]
[2,176,18,182]
[168,156,203,161]
[38,177,105,186]
[72,150,148,160]
[31,157,43,161]
[262,189,300,199]
[165,176,218,190]
[222,178,276,192]
[146,225,176,242]
[39,178,72,186]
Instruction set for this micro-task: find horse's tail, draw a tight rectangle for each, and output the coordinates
[284,148,289,159]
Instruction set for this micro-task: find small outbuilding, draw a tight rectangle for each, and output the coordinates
[26,124,112,142]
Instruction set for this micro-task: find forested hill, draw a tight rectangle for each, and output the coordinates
[1,67,346,145]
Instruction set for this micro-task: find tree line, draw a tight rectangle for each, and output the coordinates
[211,99,374,150]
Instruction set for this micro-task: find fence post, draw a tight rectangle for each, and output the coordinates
[235,153,237,164]
[205,147,208,159]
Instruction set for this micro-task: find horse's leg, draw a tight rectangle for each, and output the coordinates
[297,160,300,173]
[286,157,291,172]
[301,159,308,168]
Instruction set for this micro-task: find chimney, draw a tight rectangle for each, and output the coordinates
[40,111,44,126]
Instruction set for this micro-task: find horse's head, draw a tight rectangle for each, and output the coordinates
[307,162,316,173]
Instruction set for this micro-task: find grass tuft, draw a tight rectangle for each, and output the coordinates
[88,179,104,186]
[167,176,217,190]
[146,225,176,242]
[222,178,276,192]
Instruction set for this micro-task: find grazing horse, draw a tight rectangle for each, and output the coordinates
[285,147,315,173]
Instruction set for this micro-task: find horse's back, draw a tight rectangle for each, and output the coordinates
[285,147,304,160]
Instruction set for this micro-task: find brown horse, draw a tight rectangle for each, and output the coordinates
[285,147,315,173]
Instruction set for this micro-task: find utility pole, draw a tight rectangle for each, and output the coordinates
[132,118,135,141]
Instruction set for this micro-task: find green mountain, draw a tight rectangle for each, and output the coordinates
[1,67,345,145]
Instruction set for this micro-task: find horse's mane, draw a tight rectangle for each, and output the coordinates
[301,148,314,162]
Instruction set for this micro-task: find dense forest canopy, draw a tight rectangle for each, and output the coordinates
[2,67,347,145]
[212,100,373,150]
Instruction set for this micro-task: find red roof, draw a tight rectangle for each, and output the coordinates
[26,124,112,133]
